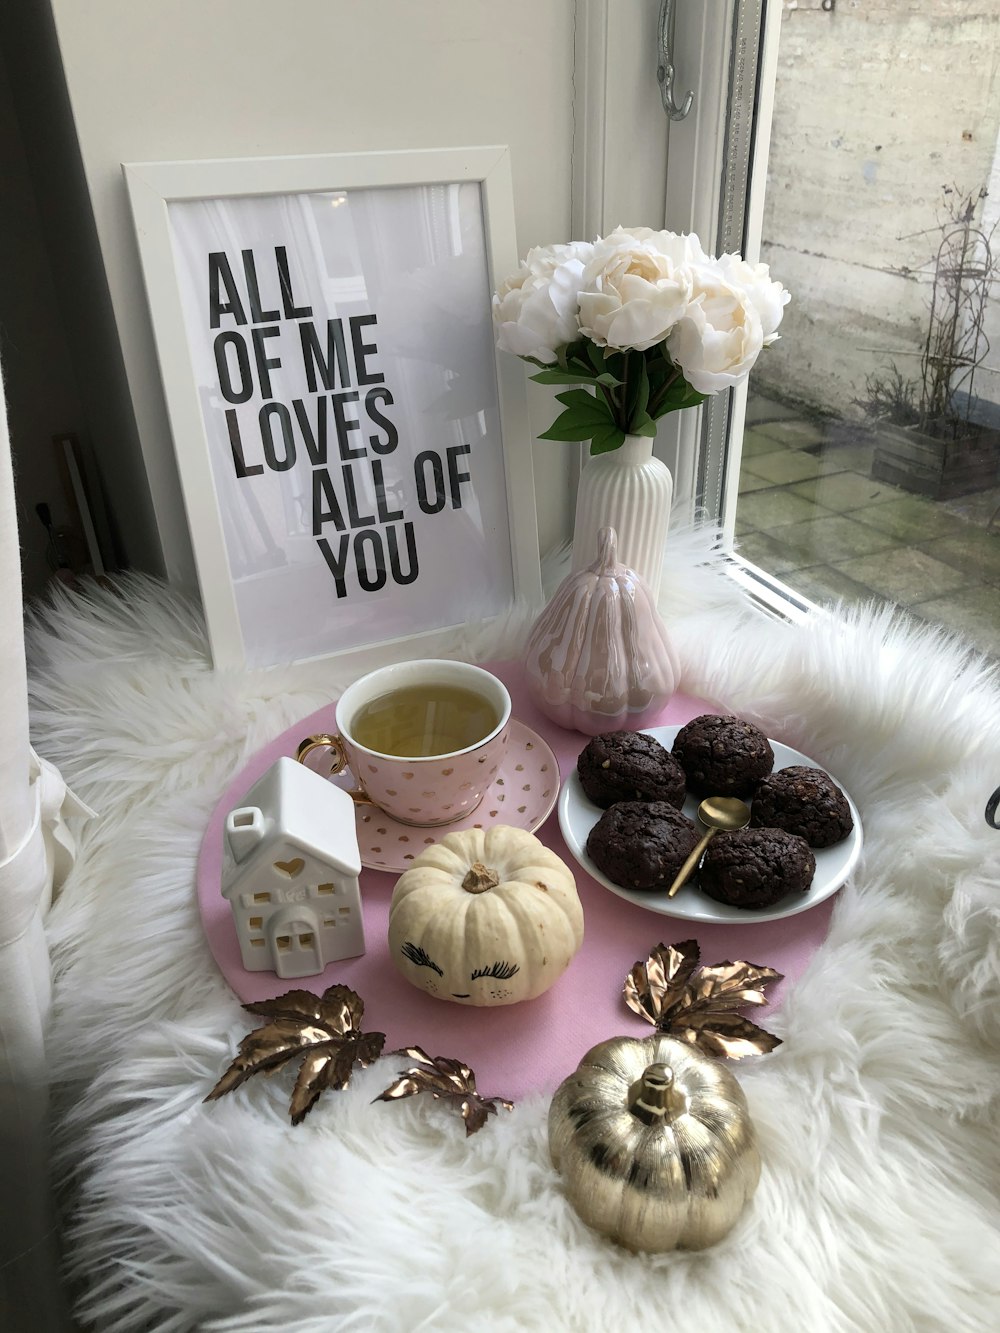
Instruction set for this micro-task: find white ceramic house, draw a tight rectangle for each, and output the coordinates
[221,757,364,979]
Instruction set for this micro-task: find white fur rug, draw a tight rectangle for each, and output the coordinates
[27,531,1000,1332]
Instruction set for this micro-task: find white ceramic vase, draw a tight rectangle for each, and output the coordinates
[570,434,673,603]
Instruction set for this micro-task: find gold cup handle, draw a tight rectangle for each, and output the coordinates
[294,734,373,806]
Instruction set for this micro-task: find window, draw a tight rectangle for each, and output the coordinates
[670,3,1000,656]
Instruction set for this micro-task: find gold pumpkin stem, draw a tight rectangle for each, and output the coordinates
[627,1062,687,1125]
[461,862,501,894]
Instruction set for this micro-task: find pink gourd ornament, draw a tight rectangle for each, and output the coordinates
[524,526,680,735]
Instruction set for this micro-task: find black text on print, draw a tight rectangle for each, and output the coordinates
[208,246,474,597]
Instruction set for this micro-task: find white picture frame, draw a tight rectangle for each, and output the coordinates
[124,147,542,671]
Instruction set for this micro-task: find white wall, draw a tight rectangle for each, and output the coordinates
[47,0,580,585]
[756,0,1000,417]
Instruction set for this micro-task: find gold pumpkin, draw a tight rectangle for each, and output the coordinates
[388,825,584,1006]
[548,1034,760,1252]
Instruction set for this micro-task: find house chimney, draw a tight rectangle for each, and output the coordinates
[225,807,265,862]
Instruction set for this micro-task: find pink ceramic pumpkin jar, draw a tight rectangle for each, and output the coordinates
[524,526,680,735]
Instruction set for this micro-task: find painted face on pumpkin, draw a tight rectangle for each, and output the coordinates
[400,941,520,1004]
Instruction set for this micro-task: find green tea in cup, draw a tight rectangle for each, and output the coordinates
[349,682,501,758]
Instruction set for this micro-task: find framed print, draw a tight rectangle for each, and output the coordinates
[124,148,542,670]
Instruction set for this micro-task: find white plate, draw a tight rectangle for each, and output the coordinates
[557,725,863,923]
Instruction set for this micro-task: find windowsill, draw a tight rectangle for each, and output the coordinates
[723,553,826,625]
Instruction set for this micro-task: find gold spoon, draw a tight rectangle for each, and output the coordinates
[666,796,751,898]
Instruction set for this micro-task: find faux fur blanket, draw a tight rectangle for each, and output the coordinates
[27,532,1000,1332]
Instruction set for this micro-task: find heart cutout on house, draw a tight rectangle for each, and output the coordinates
[273,857,305,878]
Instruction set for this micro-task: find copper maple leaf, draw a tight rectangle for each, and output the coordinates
[205,984,385,1124]
[624,939,783,1058]
[374,1047,514,1136]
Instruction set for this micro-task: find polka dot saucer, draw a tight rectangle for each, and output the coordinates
[350,719,559,872]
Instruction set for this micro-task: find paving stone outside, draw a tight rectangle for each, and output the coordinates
[910,586,1000,657]
[940,486,1000,527]
[737,471,775,495]
[750,419,829,448]
[742,428,788,458]
[835,546,972,604]
[919,530,1000,587]
[735,488,828,531]
[738,395,999,656]
[813,443,877,476]
[743,449,826,485]
[734,530,813,575]
[851,495,973,544]
[766,514,899,563]
[786,562,893,610]
[787,471,898,513]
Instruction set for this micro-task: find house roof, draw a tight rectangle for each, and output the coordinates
[221,757,362,896]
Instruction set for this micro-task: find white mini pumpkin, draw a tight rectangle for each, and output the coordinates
[388,825,584,1006]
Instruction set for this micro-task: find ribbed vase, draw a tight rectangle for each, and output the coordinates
[570,434,673,603]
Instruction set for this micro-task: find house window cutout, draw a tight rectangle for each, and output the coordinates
[338,906,350,916]
[250,938,265,948]
[323,919,336,928]
[298,934,314,947]
[273,858,305,878]
[233,811,256,828]
[253,892,272,904]
[317,883,335,895]
[276,935,291,950]
[249,916,263,929]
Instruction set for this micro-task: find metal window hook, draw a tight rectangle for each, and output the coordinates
[657,0,694,121]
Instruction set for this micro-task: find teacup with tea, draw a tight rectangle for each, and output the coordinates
[297,659,511,826]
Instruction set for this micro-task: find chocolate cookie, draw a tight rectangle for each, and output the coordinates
[672,714,774,798]
[699,827,815,909]
[586,801,700,892]
[578,731,686,809]
[750,764,853,847]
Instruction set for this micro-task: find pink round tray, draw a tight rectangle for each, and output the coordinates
[197,662,835,1098]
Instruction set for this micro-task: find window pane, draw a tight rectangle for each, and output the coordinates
[737,4,1000,658]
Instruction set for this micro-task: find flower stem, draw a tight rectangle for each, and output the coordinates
[647,367,682,419]
[618,355,630,431]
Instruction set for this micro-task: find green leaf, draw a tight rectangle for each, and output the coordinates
[538,396,615,441]
[558,339,589,370]
[529,368,620,386]
[624,353,650,430]
[629,412,658,438]
[538,419,604,443]
[589,423,628,454]
[605,350,626,382]
[584,341,609,375]
[649,372,708,420]
[554,387,606,413]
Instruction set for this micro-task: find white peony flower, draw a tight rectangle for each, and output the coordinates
[576,226,698,351]
[492,241,593,363]
[716,253,790,345]
[666,265,765,394]
[624,225,712,266]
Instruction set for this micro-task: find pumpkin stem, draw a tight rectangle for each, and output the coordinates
[627,1062,687,1125]
[462,861,501,894]
[596,526,619,573]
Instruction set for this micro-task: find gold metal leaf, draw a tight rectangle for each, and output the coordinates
[623,942,783,1059]
[205,983,386,1124]
[373,1046,514,1136]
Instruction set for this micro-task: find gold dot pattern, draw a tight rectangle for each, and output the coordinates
[347,720,558,873]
